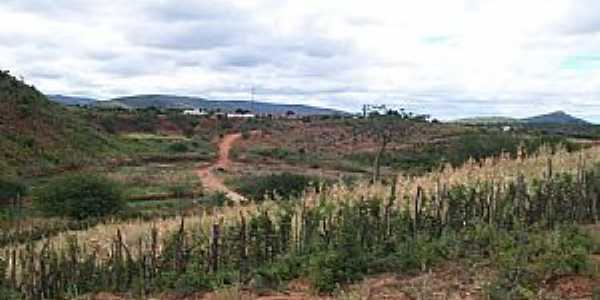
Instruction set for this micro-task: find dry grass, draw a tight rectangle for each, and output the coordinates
[6,146,600,263]
[105,162,204,198]
[121,133,190,140]
[361,145,600,205]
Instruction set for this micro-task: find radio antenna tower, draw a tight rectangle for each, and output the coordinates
[250,86,256,115]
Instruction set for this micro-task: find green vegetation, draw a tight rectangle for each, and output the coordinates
[0,71,122,177]
[243,145,366,173]
[0,71,218,179]
[347,133,579,175]
[117,134,216,163]
[230,172,319,201]
[245,146,314,162]
[2,163,599,299]
[0,177,26,204]
[105,163,202,199]
[198,192,234,207]
[487,226,593,299]
[33,174,125,220]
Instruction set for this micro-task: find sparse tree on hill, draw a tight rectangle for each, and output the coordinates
[358,108,429,183]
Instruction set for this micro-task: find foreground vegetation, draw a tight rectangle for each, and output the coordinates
[1,146,599,299]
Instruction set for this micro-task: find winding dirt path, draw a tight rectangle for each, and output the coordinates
[197,133,247,202]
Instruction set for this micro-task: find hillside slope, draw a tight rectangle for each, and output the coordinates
[455,111,591,125]
[524,110,590,125]
[0,71,116,177]
[47,94,97,106]
[455,116,520,124]
[95,94,346,116]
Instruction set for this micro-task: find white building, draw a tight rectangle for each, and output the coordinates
[183,109,208,116]
[226,113,255,119]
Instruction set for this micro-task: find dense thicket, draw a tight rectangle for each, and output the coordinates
[32,174,125,220]
[0,178,26,205]
[232,172,319,201]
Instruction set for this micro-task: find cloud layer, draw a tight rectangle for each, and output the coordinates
[1,0,600,121]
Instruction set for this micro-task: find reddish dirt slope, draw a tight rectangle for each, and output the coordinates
[196,132,246,202]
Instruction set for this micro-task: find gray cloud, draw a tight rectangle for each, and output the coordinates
[1,1,600,122]
[556,1,600,34]
[129,20,252,50]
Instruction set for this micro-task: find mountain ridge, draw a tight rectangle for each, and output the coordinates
[456,111,592,125]
[48,94,348,116]
[523,110,590,125]
[47,94,96,106]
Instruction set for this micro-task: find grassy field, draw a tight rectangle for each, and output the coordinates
[104,162,203,199]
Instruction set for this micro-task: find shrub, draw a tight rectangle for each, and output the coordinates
[233,173,317,201]
[487,226,593,299]
[241,129,251,140]
[33,174,125,219]
[169,142,189,153]
[0,178,26,204]
[200,192,234,207]
[252,258,301,292]
[593,286,600,300]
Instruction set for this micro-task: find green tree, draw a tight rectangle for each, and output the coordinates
[33,174,125,219]
[0,178,26,205]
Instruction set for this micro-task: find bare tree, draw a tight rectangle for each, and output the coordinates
[358,109,427,183]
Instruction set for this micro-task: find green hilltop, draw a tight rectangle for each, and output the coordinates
[455,111,592,125]
[454,116,521,125]
[0,71,119,177]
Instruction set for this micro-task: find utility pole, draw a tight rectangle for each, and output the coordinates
[250,86,255,115]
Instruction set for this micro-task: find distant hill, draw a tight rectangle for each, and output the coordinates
[93,94,346,116]
[455,111,591,125]
[523,111,590,125]
[0,72,116,177]
[455,116,521,125]
[47,94,97,106]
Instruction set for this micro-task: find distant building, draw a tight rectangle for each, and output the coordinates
[362,104,388,117]
[183,109,208,116]
[502,126,512,132]
[226,113,255,119]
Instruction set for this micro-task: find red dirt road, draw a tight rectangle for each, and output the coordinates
[197,133,246,202]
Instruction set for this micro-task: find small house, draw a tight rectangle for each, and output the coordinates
[226,113,255,119]
[183,109,208,116]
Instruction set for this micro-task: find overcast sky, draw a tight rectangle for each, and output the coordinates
[1,0,600,121]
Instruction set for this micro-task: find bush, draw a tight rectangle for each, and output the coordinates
[169,142,189,153]
[252,257,301,292]
[33,174,125,219]
[345,133,576,175]
[199,192,234,207]
[0,178,26,204]
[487,226,593,299]
[233,173,318,201]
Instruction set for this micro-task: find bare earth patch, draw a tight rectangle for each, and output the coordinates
[197,132,248,202]
[542,275,599,299]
